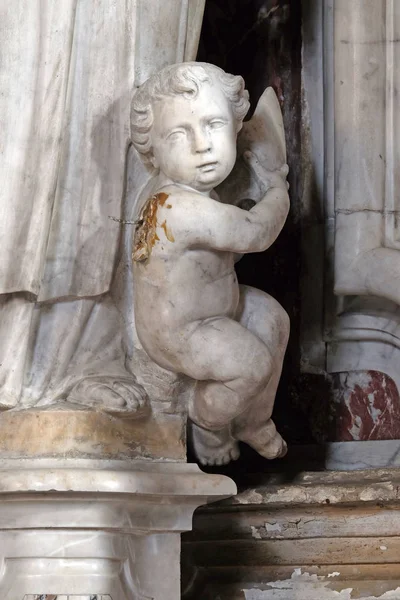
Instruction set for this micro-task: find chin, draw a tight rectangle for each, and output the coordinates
[198,171,227,188]
[195,179,221,193]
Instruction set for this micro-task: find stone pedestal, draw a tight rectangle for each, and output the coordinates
[0,458,235,600]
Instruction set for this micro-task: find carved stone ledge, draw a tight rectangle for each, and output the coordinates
[182,468,400,600]
[0,458,235,600]
[0,402,186,461]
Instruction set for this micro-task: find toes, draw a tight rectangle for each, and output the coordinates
[278,439,288,458]
[68,378,148,415]
[71,381,125,407]
[260,434,287,459]
[112,382,139,407]
[200,456,215,466]
[112,381,148,410]
[229,445,240,461]
[199,447,239,467]
[105,387,127,408]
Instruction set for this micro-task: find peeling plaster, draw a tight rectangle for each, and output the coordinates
[250,526,262,539]
[264,522,283,534]
[250,518,317,540]
[243,570,400,599]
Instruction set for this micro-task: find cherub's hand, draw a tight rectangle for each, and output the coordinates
[243,150,289,195]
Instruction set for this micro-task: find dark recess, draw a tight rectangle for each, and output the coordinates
[193,0,319,483]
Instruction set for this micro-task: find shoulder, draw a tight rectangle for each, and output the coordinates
[154,185,217,218]
[155,185,200,204]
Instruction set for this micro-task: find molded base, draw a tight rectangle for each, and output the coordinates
[0,458,236,599]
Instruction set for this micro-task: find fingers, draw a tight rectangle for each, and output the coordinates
[243,151,289,192]
[243,150,267,180]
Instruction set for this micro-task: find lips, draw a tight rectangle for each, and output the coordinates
[197,161,218,172]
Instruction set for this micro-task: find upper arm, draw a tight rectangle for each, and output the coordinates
[162,193,261,253]
[158,187,289,254]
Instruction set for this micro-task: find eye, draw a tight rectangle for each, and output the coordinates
[208,119,227,129]
[166,129,186,141]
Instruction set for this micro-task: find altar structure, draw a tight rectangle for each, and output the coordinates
[302,0,400,450]
[0,2,237,598]
[4,0,400,598]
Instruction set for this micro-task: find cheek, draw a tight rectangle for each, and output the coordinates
[161,144,194,178]
[167,138,190,160]
[158,143,179,167]
[219,133,237,167]
[215,130,236,152]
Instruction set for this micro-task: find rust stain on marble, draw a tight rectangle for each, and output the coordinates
[133,192,174,261]
[160,219,175,242]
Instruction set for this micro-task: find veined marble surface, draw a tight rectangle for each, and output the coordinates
[0,458,235,599]
[0,0,206,428]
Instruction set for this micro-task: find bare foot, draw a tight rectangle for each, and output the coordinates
[238,418,287,459]
[190,422,240,466]
[256,431,287,459]
[67,376,149,418]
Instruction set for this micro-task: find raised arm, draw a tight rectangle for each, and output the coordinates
[237,151,290,252]
[162,155,289,254]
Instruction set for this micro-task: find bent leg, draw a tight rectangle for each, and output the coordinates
[233,285,290,459]
[180,315,273,466]
[189,422,241,466]
[182,316,273,430]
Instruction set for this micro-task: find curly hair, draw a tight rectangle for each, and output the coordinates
[131,62,250,164]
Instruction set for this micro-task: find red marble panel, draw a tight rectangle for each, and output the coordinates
[331,371,400,441]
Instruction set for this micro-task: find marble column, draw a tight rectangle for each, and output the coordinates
[302,0,400,444]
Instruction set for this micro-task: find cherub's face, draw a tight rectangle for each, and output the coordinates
[150,80,237,193]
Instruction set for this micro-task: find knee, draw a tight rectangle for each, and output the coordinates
[244,346,274,395]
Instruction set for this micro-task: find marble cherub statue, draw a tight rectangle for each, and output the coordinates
[130,62,290,465]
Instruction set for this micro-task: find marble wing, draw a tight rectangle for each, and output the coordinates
[216,86,287,205]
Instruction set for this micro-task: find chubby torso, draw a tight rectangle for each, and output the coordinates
[133,187,240,367]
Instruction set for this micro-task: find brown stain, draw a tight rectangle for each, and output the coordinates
[132,192,170,262]
[158,192,169,206]
[0,404,186,460]
[161,219,175,243]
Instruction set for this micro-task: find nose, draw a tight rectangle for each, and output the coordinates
[192,127,212,154]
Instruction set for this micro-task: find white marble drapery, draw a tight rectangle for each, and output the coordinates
[0,0,204,300]
[0,0,205,408]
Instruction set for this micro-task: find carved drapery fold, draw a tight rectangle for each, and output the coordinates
[0,0,205,300]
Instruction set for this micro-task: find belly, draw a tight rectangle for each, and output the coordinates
[135,278,239,372]
[134,268,239,361]
[137,269,238,321]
